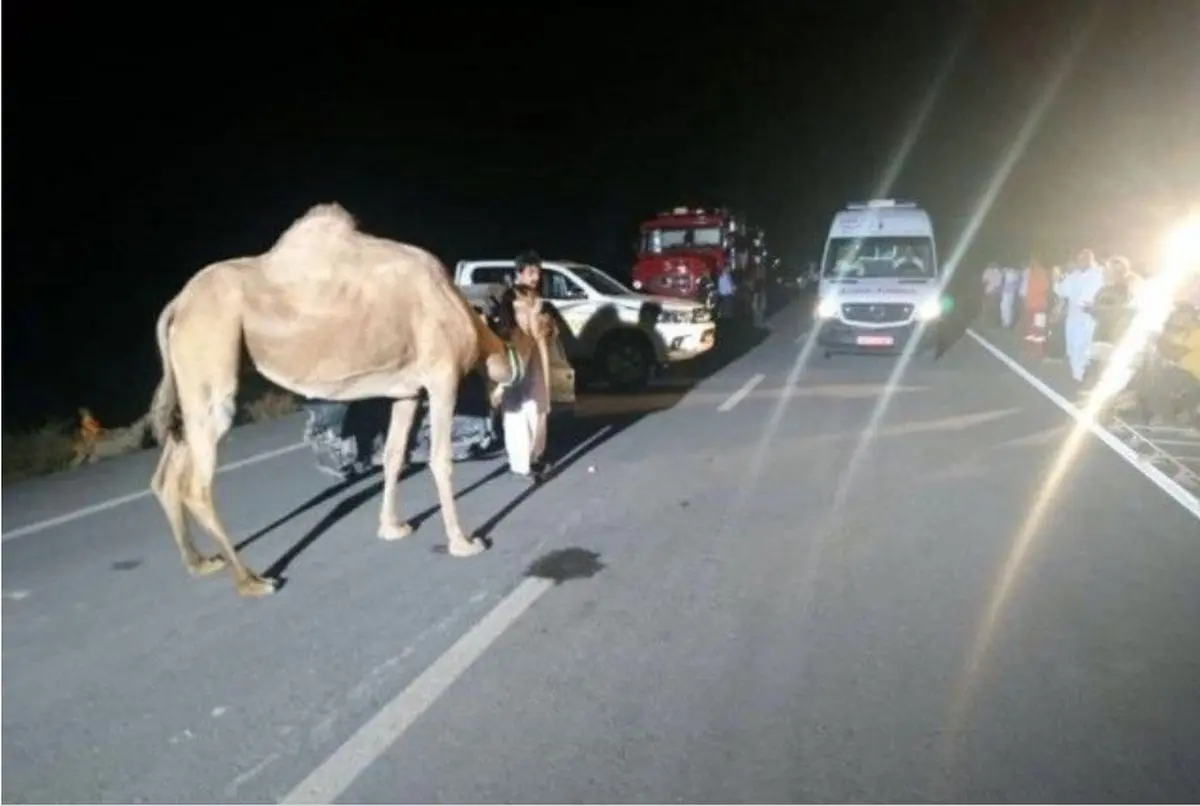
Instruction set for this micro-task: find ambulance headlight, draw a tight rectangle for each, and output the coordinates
[916,297,943,321]
[816,297,839,318]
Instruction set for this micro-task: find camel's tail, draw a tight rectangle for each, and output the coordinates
[148,298,182,444]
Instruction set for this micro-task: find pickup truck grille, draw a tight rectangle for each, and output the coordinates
[841,302,914,324]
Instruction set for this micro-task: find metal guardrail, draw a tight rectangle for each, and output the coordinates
[1106,419,1200,490]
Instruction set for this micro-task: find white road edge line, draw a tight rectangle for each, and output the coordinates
[2,442,308,543]
[718,373,766,412]
[280,575,553,805]
[967,329,1200,520]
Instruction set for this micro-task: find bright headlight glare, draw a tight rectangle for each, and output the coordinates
[917,297,942,320]
[1162,213,1200,268]
[1133,282,1171,314]
[1132,277,1179,330]
[816,297,838,318]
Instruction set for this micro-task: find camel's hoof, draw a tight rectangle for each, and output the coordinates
[378,521,415,541]
[188,554,228,577]
[448,537,487,558]
[236,574,278,598]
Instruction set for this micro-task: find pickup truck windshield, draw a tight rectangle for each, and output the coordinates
[571,265,635,296]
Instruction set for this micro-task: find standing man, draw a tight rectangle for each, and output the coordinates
[1045,264,1069,362]
[1022,258,1052,360]
[982,262,1003,326]
[499,250,553,482]
[1055,249,1107,386]
[716,263,736,321]
[1000,263,1023,329]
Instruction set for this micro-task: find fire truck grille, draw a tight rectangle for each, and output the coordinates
[661,275,694,292]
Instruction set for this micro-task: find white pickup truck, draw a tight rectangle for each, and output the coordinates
[454,259,716,392]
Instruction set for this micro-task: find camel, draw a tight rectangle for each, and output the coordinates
[147,203,551,597]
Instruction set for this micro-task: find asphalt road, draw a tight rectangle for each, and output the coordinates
[4,301,1200,804]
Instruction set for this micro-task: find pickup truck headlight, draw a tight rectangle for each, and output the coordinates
[916,297,943,321]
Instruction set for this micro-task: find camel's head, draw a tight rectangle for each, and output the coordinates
[477,319,525,411]
[487,290,521,341]
[476,284,554,407]
[474,295,523,396]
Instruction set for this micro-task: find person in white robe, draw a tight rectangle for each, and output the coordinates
[501,305,553,478]
[1054,249,1107,384]
[1000,264,1023,329]
[982,263,1003,325]
[497,252,554,480]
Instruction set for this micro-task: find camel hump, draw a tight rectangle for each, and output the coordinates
[267,202,360,258]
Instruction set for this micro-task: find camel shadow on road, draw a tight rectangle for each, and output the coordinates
[233,314,779,589]
[247,408,635,588]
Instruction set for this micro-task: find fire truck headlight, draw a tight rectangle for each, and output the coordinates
[632,279,643,290]
[916,297,943,321]
[816,297,839,319]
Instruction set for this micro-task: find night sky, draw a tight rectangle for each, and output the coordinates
[4,0,1197,429]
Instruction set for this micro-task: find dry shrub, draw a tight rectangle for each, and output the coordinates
[241,389,300,423]
[2,420,77,483]
[3,387,303,486]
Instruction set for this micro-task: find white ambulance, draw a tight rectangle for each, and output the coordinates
[814,199,944,357]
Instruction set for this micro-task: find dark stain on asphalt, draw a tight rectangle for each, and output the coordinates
[524,547,605,585]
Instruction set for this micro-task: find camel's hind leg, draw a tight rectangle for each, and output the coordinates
[378,397,421,541]
[426,375,486,557]
[150,438,227,577]
[169,308,274,595]
[181,409,277,597]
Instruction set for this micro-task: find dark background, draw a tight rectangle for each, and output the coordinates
[4,0,1197,429]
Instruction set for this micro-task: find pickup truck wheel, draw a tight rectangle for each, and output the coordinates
[599,332,653,392]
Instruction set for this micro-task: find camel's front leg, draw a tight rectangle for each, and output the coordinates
[378,397,420,541]
[426,380,487,557]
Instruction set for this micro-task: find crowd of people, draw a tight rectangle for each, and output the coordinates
[981,249,1200,427]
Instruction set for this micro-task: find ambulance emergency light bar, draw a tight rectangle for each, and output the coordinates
[844,199,919,210]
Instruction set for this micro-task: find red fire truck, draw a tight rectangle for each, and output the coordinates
[631,206,771,323]
[631,207,737,297]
